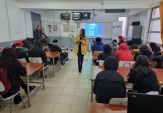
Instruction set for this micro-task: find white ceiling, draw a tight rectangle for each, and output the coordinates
[15,0,150,2]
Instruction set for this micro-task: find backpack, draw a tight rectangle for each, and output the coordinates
[0,68,11,95]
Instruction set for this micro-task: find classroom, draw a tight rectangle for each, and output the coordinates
[0,0,163,113]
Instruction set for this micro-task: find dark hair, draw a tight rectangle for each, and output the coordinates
[149,42,161,54]
[80,29,85,37]
[53,39,58,43]
[0,47,17,68]
[95,37,101,42]
[113,39,117,43]
[37,25,40,28]
[139,45,150,51]
[134,55,150,68]
[130,45,139,49]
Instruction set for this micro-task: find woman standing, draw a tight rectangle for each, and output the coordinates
[74,29,88,73]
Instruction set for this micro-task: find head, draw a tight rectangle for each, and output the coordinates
[95,37,101,43]
[42,35,46,38]
[118,36,123,41]
[37,25,41,31]
[112,39,117,46]
[139,45,150,51]
[53,39,58,45]
[80,29,85,37]
[15,40,24,48]
[103,44,112,54]
[34,40,43,49]
[119,43,128,50]
[149,42,160,53]
[134,55,150,68]
[104,56,119,71]
[0,47,17,68]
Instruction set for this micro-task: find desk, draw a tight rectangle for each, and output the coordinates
[61,46,69,52]
[46,51,61,77]
[90,66,163,102]
[89,103,127,113]
[21,62,44,107]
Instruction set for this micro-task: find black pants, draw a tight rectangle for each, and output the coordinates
[77,52,84,72]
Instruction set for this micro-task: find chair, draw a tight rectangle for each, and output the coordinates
[0,81,25,113]
[109,98,128,106]
[29,57,50,77]
[97,60,104,66]
[17,58,26,62]
[119,61,135,67]
[150,61,157,68]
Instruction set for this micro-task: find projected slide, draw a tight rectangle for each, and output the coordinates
[80,23,104,38]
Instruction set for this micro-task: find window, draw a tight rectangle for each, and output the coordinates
[119,17,127,37]
[148,7,161,44]
[31,12,41,31]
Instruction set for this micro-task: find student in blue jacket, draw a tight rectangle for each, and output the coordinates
[92,37,104,53]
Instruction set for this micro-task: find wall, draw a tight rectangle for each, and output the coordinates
[128,10,149,43]
[0,0,26,47]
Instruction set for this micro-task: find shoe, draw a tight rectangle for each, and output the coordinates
[24,85,35,94]
[79,70,81,73]
[14,95,22,105]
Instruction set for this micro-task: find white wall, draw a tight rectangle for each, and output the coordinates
[128,10,149,43]
[0,0,10,42]
[41,11,128,38]
[0,0,26,43]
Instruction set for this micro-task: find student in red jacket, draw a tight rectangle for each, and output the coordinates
[115,43,132,61]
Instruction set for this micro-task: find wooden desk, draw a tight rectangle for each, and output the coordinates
[61,46,69,52]
[90,66,163,102]
[46,51,61,77]
[21,62,44,107]
[89,103,127,113]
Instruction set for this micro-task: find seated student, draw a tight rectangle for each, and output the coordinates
[12,40,28,52]
[50,39,68,64]
[14,40,30,62]
[118,36,125,45]
[153,53,163,68]
[22,39,32,49]
[134,45,153,61]
[111,39,118,52]
[92,37,104,53]
[28,40,49,66]
[98,44,114,61]
[0,48,35,104]
[149,42,161,55]
[93,56,126,103]
[128,55,160,93]
[115,43,132,61]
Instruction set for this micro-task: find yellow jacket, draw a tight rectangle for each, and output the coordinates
[74,35,88,55]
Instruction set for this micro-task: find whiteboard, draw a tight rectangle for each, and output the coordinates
[112,21,122,41]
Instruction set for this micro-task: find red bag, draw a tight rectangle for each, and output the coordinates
[0,68,11,95]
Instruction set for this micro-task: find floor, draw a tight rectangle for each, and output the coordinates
[1,52,96,113]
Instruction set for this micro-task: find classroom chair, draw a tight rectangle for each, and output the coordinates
[119,61,135,67]
[109,98,128,106]
[29,57,50,77]
[17,58,27,62]
[0,81,25,113]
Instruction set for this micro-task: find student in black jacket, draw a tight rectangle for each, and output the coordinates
[98,44,114,61]
[15,40,30,62]
[134,45,153,61]
[50,39,68,64]
[28,40,48,66]
[93,56,126,103]
[0,48,35,104]
[128,55,160,93]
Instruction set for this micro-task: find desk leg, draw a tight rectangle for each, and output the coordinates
[43,66,45,89]
[53,58,55,77]
[26,76,30,107]
[91,81,93,102]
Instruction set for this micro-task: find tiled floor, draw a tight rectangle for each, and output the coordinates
[1,52,96,113]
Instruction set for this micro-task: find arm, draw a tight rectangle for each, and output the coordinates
[33,30,37,39]
[41,51,47,63]
[74,36,79,44]
[93,74,99,94]
[23,52,30,63]
[81,37,88,45]
[16,61,27,75]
